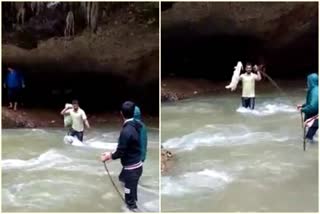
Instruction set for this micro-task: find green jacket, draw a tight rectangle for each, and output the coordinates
[302,73,318,120]
[134,106,148,162]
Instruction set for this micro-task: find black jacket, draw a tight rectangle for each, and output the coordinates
[112,119,142,166]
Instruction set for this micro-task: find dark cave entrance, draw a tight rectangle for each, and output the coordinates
[2,65,159,116]
[162,26,318,81]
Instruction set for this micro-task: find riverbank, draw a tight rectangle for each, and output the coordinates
[2,107,159,129]
[161,77,305,102]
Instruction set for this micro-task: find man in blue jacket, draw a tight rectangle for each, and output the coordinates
[4,67,25,111]
[101,101,143,211]
[298,73,318,142]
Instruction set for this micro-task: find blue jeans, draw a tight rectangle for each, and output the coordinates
[69,129,84,142]
[241,97,255,109]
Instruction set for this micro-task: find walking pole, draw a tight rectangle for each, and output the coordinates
[301,112,306,151]
[103,162,126,204]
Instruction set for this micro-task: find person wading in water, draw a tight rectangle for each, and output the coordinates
[61,99,90,142]
[101,101,144,211]
[298,73,318,143]
[233,62,262,109]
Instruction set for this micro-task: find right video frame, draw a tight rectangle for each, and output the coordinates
[161,1,319,212]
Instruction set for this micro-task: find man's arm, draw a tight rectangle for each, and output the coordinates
[301,89,318,115]
[254,71,262,81]
[61,107,71,115]
[82,111,90,128]
[111,129,130,160]
[84,119,90,129]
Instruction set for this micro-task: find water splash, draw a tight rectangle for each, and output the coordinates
[162,168,233,196]
[237,102,297,116]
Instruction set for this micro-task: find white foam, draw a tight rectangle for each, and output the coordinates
[162,130,276,151]
[31,129,47,133]
[102,192,116,200]
[2,149,72,170]
[164,104,216,114]
[2,159,31,169]
[197,169,232,182]
[162,169,233,196]
[236,102,297,116]
[142,200,159,212]
[162,121,295,151]
[101,132,119,139]
[85,140,118,150]
[64,136,117,150]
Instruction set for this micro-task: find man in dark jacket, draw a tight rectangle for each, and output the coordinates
[4,67,25,111]
[101,101,143,210]
[298,73,318,141]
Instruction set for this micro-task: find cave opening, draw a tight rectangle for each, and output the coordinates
[162,24,318,81]
[2,64,159,116]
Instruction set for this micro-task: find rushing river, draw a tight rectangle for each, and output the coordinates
[161,87,318,212]
[2,126,159,212]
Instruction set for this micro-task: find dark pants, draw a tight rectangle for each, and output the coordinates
[119,168,125,183]
[306,119,318,141]
[241,97,255,109]
[8,87,20,103]
[69,129,84,142]
[119,166,143,209]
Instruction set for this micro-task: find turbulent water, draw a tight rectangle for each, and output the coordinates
[2,126,159,212]
[161,88,318,212]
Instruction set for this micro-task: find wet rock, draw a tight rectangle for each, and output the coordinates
[161,149,173,173]
[161,89,179,102]
[2,109,36,128]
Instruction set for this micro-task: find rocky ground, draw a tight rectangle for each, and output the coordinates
[2,107,158,129]
[161,78,227,102]
[161,149,174,173]
[161,77,306,102]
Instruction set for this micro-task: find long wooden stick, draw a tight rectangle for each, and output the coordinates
[301,112,306,151]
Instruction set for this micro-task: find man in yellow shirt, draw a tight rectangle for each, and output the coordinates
[61,100,90,142]
[234,62,262,109]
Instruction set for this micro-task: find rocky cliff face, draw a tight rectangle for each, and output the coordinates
[162,2,318,79]
[2,2,159,114]
[3,2,159,83]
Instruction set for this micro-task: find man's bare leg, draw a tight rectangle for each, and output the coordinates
[8,102,13,109]
[14,102,18,111]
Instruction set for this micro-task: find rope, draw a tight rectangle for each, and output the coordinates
[103,162,126,203]
[259,70,290,99]
[259,69,307,151]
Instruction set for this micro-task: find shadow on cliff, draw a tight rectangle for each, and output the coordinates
[161,2,318,80]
